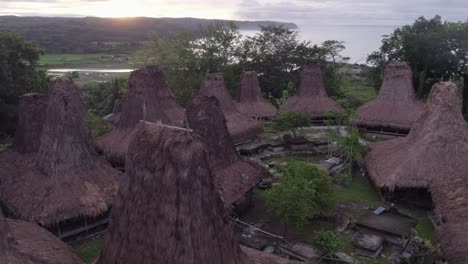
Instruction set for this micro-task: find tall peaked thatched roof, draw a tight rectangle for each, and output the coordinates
[0,208,84,264]
[365,82,468,191]
[0,77,121,227]
[354,62,425,131]
[12,93,48,154]
[235,71,277,119]
[96,65,185,166]
[36,78,97,176]
[186,96,264,206]
[96,123,298,264]
[281,65,343,117]
[118,65,184,129]
[199,73,263,144]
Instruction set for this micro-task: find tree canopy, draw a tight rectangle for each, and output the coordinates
[0,32,49,135]
[272,111,311,137]
[367,16,468,112]
[260,161,333,231]
[133,24,348,105]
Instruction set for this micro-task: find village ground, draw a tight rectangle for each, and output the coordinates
[70,127,435,264]
[39,53,434,263]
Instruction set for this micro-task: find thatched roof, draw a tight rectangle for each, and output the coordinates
[235,71,277,119]
[365,82,468,191]
[96,65,185,166]
[354,62,425,130]
[0,208,84,264]
[281,65,343,117]
[12,93,48,154]
[186,96,264,206]
[431,176,468,263]
[96,123,299,264]
[0,77,121,227]
[199,73,263,144]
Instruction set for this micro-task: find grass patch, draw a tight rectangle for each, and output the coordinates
[332,175,385,208]
[85,113,112,139]
[73,238,103,264]
[40,53,130,68]
[264,154,326,165]
[0,144,11,152]
[341,78,377,105]
[398,207,434,241]
[336,233,353,254]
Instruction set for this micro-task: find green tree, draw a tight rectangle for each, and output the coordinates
[367,16,468,109]
[81,77,127,116]
[132,32,201,105]
[133,23,241,104]
[272,111,311,137]
[338,128,365,168]
[261,161,333,234]
[0,32,50,135]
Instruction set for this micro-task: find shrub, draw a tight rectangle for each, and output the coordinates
[272,111,311,137]
[313,229,337,256]
[260,161,333,232]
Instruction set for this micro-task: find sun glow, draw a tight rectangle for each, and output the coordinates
[0,0,234,19]
[81,1,232,19]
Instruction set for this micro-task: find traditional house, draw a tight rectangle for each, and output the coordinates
[187,96,265,209]
[235,71,277,119]
[96,65,185,166]
[281,65,343,119]
[354,62,424,134]
[96,123,299,264]
[0,209,84,264]
[199,73,263,144]
[0,78,121,238]
[365,81,467,192]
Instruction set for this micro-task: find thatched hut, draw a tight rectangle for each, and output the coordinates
[281,65,343,118]
[365,82,468,192]
[187,96,265,208]
[96,123,299,264]
[96,65,185,166]
[12,93,48,153]
[199,73,263,144]
[354,62,425,133]
[235,71,277,119]
[0,209,84,264]
[0,77,121,229]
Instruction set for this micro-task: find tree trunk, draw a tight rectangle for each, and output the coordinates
[462,74,468,113]
[417,69,427,98]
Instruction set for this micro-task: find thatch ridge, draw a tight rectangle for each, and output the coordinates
[236,71,277,119]
[0,209,84,264]
[186,96,263,206]
[199,73,263,144]
[12,93,48,154]
[354,62,425,130]
[97,123,298,264]
[0,77,121,226]
[281,65,343,117]
[96,65,185,166]
[364,82,468,191]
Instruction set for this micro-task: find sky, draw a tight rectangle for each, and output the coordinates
[1,0,467,26]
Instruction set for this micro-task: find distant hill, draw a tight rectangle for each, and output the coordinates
[0,16,298,53]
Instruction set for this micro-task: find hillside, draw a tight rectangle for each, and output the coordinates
[0,16,298,53]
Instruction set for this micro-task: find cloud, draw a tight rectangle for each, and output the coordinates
[0,0,467,26]
[234,0,468,26]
